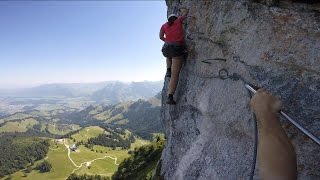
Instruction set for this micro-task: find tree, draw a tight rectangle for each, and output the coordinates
[112,140,164,180]
[66,173,110,180]
[0,136,49,178]
[36,161,52,173]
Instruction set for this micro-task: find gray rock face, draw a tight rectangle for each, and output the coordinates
[160,0,320,179]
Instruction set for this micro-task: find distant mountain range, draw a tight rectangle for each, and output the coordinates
[0,81,163,104]
[0,93,163,140]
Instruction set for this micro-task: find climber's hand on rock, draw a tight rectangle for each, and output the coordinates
[179,8,189,17]
[250,89,282,119]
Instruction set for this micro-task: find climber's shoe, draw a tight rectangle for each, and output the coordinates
[166,94,176,105]
[166,68,171,78]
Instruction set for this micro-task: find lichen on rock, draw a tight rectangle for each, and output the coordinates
[160,0,320,179]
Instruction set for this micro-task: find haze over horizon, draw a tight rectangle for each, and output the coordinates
[0,1,167,89]
[0,79,164,90]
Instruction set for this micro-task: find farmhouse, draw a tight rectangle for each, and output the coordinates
[69,144,77,151]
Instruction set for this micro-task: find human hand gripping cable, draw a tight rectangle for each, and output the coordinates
[250,89,297,180]
[246,84,320,146]
[250,89,282,125]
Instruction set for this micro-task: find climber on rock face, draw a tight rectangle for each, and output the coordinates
[159,8,189,105]
[250,89,297,180]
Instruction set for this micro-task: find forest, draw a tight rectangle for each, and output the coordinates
[84,127,135,149]
[0,135,49,178]
[112,137,164,180]
[67,173,111,180]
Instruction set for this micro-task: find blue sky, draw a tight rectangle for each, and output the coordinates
[0,1,167,88]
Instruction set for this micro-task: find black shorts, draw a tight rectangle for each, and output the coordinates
[162,43,185,58]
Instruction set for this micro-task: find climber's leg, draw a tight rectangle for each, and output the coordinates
[166,58,172,77]
[166,44,185,105]
[169,56,183,95]
[166,58,172,68]
[167,56,183,102]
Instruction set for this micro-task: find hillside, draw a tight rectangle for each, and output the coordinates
[1,126,150,180]
[0,114,81,137]
[0,92,164,179]
[91,81,163,104]
[112,137,165,180]
[0,136,49,178]
[0,93,163,141]
[66,95,163,140]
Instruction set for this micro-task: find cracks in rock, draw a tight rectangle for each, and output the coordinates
[232,55,261,69]
[179,105,203,123]
[269,60,320,76]
[185,11,262,57]
[190,71,222,80]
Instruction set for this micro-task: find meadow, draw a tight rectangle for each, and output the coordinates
[2,126,149,180]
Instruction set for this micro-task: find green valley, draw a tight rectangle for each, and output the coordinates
[1,126,151,180]
[0,81,164,179]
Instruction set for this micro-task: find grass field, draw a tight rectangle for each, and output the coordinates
[0,113,32,124]
[3,126,150,180]
[47,123,81,135]
[80,158,117,176]
[93,111,111,120]
[88,105,104,115]
[29,110,50,117]
[3,141,74,180]
[114,119,129,125]
[70,126,105,142]
[0,118,38,133]
[69,145,120,176]
[0,119,81,135]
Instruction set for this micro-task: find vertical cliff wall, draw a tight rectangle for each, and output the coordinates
[160,0,320,179]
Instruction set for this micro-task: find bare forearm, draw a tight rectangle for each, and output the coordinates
[257,113,297,180]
